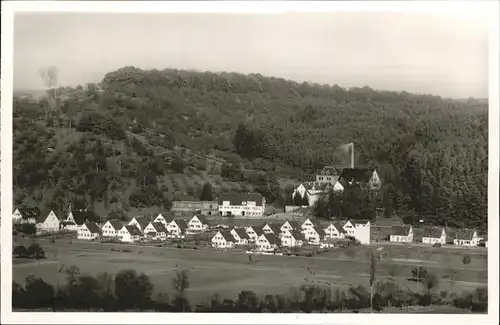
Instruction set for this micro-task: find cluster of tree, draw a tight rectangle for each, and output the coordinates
[292,192,309,206]
[200,182,214,201]
[12,264,487,313]
[14,66,488,229]
[13,224,37,235]
[13,243,46,259]
[313,186,382,221]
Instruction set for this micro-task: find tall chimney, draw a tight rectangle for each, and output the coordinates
[351,143,354,169]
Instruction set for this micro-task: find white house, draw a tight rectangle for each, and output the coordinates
[292,181,343,207]
[342,220,356,237]
[230,228,250,245]
[324,222,347,239]
[303,226,326,245]
[167,219,188,238]
[154,213,174,226]
[211,230,236,249]
[36,210,60,233]
[301,218,322,232]
[389,226,413,243]
[281,220,300,234]
[422,227,446,245]
[77,222,102,240]
[128,217,150,232]
[118,224,143,243]
[316,166,342,184]
[65,210,99,231]
[218,192,266,217]
[143,222,168,241]
[453,230,480,247]
[188,215,210,232]
[281,229,305,248]
[245,225,264,242]
[262,223,283,237]
[13,208,40,224]
[256,233,281,252]
[101,220,123,238]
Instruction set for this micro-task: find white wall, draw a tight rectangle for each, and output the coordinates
[354,224,370,245]
[37,211,60,232]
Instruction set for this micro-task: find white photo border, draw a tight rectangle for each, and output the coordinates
[1,1,499,324]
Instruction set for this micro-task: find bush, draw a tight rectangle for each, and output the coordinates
[462,255,471,265]
[13,245,29,258]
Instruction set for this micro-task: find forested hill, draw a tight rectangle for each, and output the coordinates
[13,66,488,229]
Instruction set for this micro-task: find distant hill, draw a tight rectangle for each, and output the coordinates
[12,66,488,229]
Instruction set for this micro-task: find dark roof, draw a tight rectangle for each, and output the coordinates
[232,228,249,240]
[125,224,143,236]
[195,215,210,225]
[156,212,175,223]
[266,223,282,235]
[18,207,41,220]
[219,192,264,206]
[220,230,236,242]
[283,220,299,229]
[453,229,477,241]
[248,225,264,236]
[313,226,326,238]
[151,222,168,233]
[317,166,342,176]
[338,168,376,184]
[263,233,281,245]
[108,220,124,230]
[61,221,76,226]
[302,182,332,192]
[304,218,322,227]
[85,222,102,234]
[71,210,98,225]
[36,211,55,223]
[133,217,150,229]
[423,227,444,238]
[175,219,188,231]
[391,225,411,236]
[290,229,306,241]
[332,223,347,233]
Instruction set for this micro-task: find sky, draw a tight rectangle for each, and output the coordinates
[13,11,491,98]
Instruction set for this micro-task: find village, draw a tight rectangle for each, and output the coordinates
[12,165,488,255]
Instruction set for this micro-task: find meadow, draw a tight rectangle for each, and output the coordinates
[12,238,487,305]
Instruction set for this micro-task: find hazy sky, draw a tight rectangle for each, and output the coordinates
[14,12,490,98]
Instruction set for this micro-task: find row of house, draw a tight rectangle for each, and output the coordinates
[80,214,213,243]
[211,218,372,251]
[12,208,210,243]
[12,208,98,233]
[389,225,487,247]
[291,167,382,207]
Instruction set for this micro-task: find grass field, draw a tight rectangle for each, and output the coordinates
[12,238,487,305]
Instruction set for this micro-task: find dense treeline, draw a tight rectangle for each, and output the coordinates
[13,66,487,229]
[12,265,487,313]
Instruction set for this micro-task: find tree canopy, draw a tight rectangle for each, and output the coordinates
[13,66,488,229]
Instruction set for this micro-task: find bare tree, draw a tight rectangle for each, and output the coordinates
[369,250,376,311]
[172,269,189,297]
[39,66,59,120]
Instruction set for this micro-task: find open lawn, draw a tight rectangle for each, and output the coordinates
[12,238,487,305]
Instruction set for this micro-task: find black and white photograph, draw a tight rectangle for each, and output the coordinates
[1,1,499,324]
